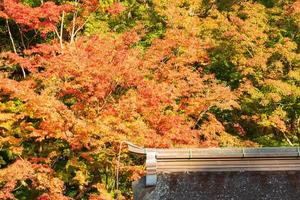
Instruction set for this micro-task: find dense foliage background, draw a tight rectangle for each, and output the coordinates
[0,0,299,199]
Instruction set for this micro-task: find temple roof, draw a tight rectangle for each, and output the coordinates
[127,142,300,186]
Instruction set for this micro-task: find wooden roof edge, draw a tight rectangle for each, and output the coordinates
[125,142,300,187]
[126,142,300,158]
[126,141,146,155]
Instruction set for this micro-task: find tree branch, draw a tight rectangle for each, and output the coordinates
[6,19,26,78]
[59,11,65,50]
[193,105,212,129]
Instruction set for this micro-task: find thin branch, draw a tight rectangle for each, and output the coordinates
[116,141,124,191]
[70,10,78,44]
[6,19,17,53]
[6,19,26,78]
[283,132,293,146]
[13,183,25,192]
[193,105,212,129]
[60,11,65,50]
[18,26,26,50]
[73,18,89,37]
[246,47,254,58]
[54,27,61,39]
[70,0,79,44]
[72,5,101,39]
[18,155,25,161]
[98,89,113,113]
[26,30,38,47]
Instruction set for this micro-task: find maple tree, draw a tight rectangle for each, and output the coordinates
[0,0,299,199]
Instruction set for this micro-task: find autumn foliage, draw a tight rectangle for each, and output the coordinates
[0,0,299,199]
[0,0,73,36]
